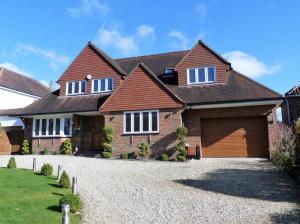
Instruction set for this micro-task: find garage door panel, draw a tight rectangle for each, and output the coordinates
[201,117,268,158]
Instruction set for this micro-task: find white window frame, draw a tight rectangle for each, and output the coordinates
[32,115,72,137]
[66,80,86,95]
[187,66,216,85]
[123,110,159,134]
[91,78,113,93]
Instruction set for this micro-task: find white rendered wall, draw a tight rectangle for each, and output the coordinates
[0,87,39,110]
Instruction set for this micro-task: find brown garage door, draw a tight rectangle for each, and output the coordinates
[201,117,269,157]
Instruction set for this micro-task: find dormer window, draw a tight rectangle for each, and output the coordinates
[66,80,86,95]
[187,66,216,85]
[92,78,113,93]
[164,68,174,75]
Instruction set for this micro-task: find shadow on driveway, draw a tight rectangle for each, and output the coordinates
[174,168,300,203]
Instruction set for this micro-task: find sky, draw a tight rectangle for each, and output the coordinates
[0,0,299,94]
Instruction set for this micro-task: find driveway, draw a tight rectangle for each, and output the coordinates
[0,156,299,224]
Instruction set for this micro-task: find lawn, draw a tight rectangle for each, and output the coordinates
[0,168,80,224]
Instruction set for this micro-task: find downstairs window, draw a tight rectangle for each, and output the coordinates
[33,117,72,137]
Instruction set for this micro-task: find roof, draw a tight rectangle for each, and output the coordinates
[115,50,189,75]
[16,89,108,116]
[0,108,23,116]
[285,85,300,96]
[0,67,51,97]
[167,70,282,105]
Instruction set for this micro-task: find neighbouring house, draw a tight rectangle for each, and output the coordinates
[0,67,51,154]
[282,85,300,126]
[15,40,283,158]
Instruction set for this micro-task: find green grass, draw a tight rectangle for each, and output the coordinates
[0,168,80,224]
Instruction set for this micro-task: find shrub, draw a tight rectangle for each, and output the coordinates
[41,163,53,176]
[43,148,49,155]
[161,154,169,161]
[21,139,30,155]
[120,152,128,160]
[176,126,188,162]
[59,171,71,188]
[270,122,296,171]
[59,194,82,213]
[7,157,16,168]
[63,138,73,155]
[102,126,114,158]
[138,142,150,158]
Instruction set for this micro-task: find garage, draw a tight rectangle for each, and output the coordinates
[200,116,269,158]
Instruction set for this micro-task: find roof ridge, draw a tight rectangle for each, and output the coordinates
[114,50,189,61]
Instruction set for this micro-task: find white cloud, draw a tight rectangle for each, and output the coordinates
[0,62,33,77]
[195,2,207,19]
[16,43,69,70]
[222,50,282,78]
[168,30,191,50]
[67,0,110,17]
[93,25,155,56]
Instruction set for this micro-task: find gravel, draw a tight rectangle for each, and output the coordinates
[1,156,299,224]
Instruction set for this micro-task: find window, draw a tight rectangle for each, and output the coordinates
[92,78,113,93]
[124,110,159,134]
[33,117,72,137]
[66,81,86,95]
[187,66,216,84]
[164,68,174,75]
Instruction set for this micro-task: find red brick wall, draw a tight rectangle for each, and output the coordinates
[103,109,183,158]
[58,44,123,96]
[101,65,183,112]
[175,43,230,86]
[0,131,11,154]
[32,138,69,153]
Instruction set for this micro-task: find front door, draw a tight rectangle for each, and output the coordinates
[91,116,104,150]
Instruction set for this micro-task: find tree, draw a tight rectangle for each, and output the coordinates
[63,138,73,155]
[21,139,30,155]
[176,126,188,162]
[102,126,114,158]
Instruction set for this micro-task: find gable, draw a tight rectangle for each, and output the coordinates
[176,41,231,86]
[100,64,183,112]
[58,43,124,96]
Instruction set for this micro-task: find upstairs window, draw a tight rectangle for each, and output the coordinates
[124,110,159,134]
[66,81,86,95]
[92,78,113,93]
[187,66,216,85]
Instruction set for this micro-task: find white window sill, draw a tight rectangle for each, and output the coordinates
[32,135,72,138]
[123,131,159,135]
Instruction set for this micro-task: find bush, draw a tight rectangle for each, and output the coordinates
[120,152,128,160]
[59,194,82,213]
[176,126,188,162]
[7,157,16,168]
[21,139,30,155]
[63,138,73,155]
[270,123,296,171]
[41,163,53,176]
[102,151,112,158]
[43,148,49,155]
[161,154,169,161]
[138,142,150,158]
[102,126,114,158]
[59,171,71,188]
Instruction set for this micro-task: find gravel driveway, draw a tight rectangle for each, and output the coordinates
[1,156,299,224]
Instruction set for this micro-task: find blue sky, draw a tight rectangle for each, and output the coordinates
[0,0,299,94]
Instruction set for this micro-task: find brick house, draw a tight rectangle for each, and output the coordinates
[16,40,282,158]
[282,85,300,126]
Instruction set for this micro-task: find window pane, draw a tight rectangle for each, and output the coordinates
[35,119,40,136]
[81,81,86,93]
[198,68,205,82]
[93,80,98,92]
[143,112,149,132]
[134,113,140,132]
[48,118,54,135]
[152,112,158,131]
[55,118,60,135]
[41,119,47,135]
[64,118,71,135]
[208,67,215,82]
[67,82,72,94]
[125,113,131,133]
[74,82,79,93]
[189,69,196,83]
[100,79,106,91]
[107,78,113,91]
